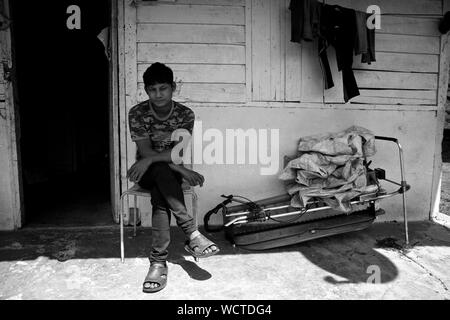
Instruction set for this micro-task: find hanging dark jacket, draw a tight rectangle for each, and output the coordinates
[319,5,360,102]
[289,0,321,42]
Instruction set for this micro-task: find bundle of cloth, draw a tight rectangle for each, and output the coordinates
[279,126,378,212]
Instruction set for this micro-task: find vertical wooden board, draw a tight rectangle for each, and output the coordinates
[0,0,20,229]
[250,0,285,101]
[0,110,13,223]
[284,0,301,101]
[118,0,126,203]
[300,39,324,102]
[251,0,271,101]
[245,0,252,101]
[124,0,138,190]
[269,0,283,101]
[118,0,137,222]
[110,0,121,223]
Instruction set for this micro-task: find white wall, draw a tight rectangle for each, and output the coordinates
[189,105,437,224]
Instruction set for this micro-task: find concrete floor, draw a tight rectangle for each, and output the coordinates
[0,220,449,300]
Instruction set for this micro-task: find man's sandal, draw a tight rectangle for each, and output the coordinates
[142,263,168,293]
[184,233,220,262]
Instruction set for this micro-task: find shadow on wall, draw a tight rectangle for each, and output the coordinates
[0,222,449,285]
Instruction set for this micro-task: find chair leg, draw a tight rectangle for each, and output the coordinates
[120,194,125,263]
[134,195,137,237]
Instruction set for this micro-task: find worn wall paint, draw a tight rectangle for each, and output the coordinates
[187,106,436,225]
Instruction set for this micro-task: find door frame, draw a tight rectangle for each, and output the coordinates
[3,0,122,227]
[110,0,121,223]
[0,0,22,229]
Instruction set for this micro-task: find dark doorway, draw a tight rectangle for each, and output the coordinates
[11,1,113,227]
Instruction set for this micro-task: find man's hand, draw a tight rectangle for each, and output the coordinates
[177,166,205,187]
[127,158,153,183]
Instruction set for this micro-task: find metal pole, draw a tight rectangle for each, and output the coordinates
[397,141,409,246]
[134,195,137,237]
[120,195,125,263]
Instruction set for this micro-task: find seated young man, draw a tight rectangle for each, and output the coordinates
[127,62,219,293]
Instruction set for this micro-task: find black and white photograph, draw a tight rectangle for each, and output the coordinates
[0,0,449,305]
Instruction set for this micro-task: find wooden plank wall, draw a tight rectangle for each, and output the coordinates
[329,0,441,105]
[132,0,443,106]
[122,0,448,224]
[124,0,249,225]
[135,0,247,103]
[250,0,442,105]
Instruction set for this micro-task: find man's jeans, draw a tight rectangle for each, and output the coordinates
[138,162,197,264]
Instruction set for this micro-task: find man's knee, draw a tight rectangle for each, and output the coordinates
[139,162,171,187]
[148,162,172,175]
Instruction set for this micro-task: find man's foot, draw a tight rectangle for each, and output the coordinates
[185,231,220,259]
[143,262,168,293]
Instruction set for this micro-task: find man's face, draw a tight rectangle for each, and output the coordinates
[146,82,175,108]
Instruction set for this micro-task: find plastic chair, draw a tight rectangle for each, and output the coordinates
[119,176,198,263]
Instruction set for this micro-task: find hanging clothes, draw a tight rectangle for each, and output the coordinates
[355,11,376,64]
[289,0,321,42]
[319,5,360,102]
[289,0,376,102]
[354,11,368,56]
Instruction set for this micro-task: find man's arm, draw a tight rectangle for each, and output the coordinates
[135,139,173,163]
[135,139,186,173]
[127,139,204,186]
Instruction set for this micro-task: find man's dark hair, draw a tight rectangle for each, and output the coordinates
[143,62,174,87]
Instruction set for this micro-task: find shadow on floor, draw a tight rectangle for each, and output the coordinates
[1,221,449,285]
